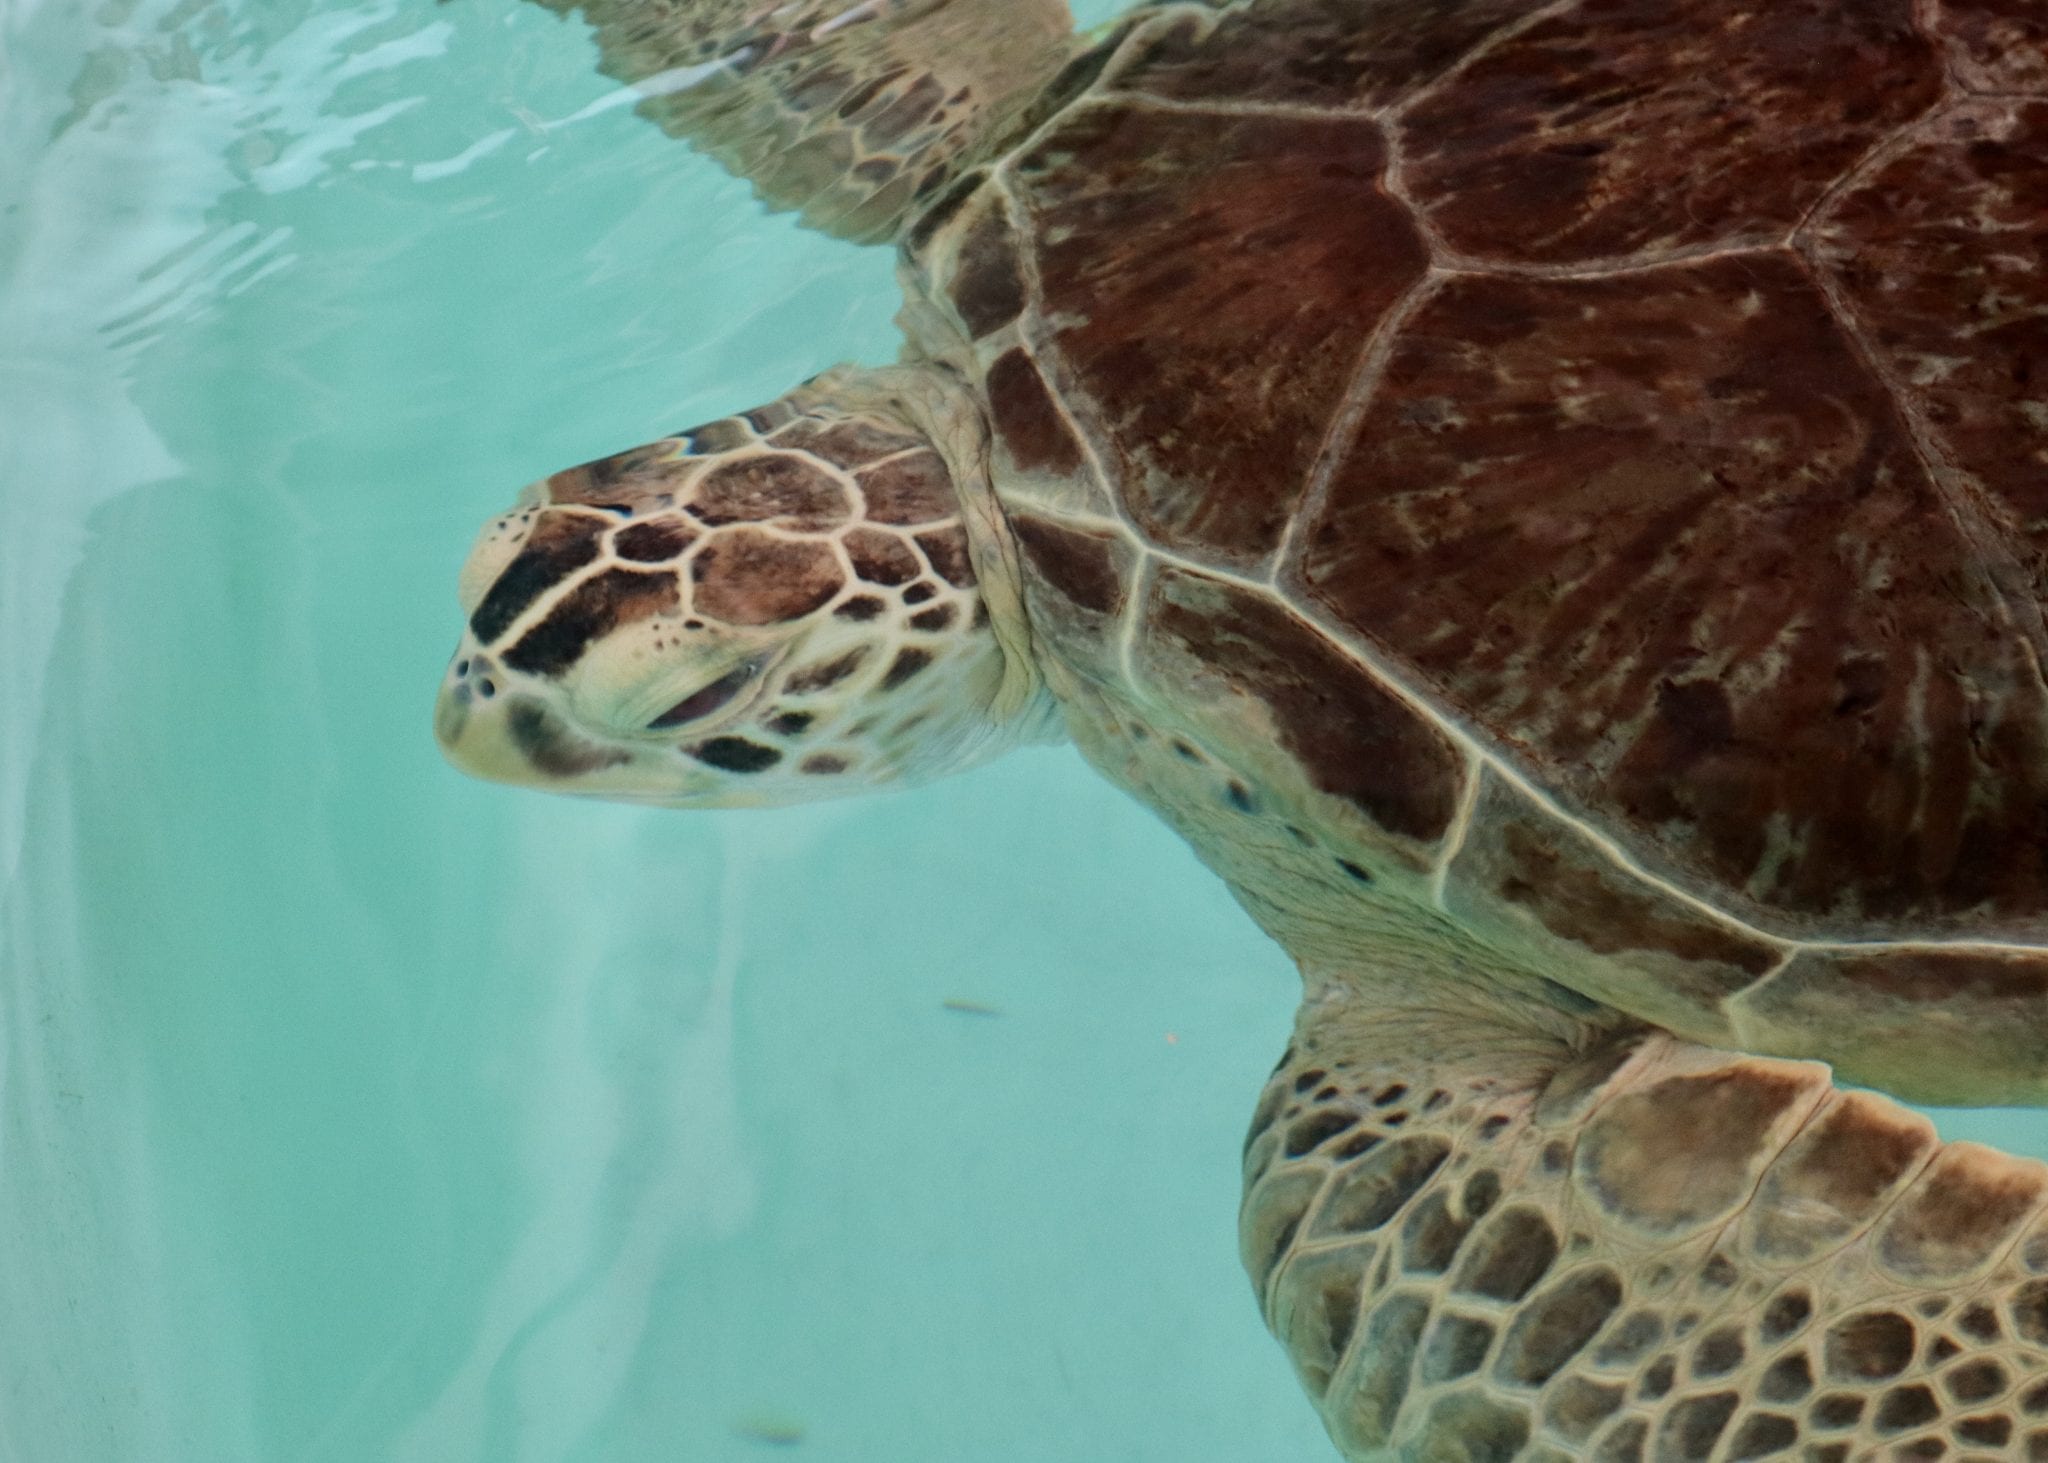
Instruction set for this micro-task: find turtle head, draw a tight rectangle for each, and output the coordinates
[436,370,1056,808]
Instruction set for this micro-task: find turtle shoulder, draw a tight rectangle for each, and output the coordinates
[905,0,2048,1104]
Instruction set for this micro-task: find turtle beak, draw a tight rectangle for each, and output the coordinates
[435,649,631,789]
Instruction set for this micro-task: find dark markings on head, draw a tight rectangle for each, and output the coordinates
[744,399,800,434]
[882,648,934,690]
[508,699,629,776]
[678,417,753,455]
[846,527,922,585]
[503,568,680,677]
[614,519,697,562]
[470,513,605,644]
[859,451,955,525]
[787,649,868,694]
[801,753,849,775]
[902,582,937,605]
[1337,859,1373,884]
[548,444,679,507]
[835,594,887,621]
[690,453,848,530]
[769,711,814,737]
[769,415,918,467]
[1173,739,1202,762]
[691,532,843,625]
[909,604,956,633]
[688,737,782,773]
[915,527,974,587]
[1225,780,1256,814]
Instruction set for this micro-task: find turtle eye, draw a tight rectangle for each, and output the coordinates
[648,661,757,730]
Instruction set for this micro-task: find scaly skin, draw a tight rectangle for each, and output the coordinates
[524,0,1080,242]
[437,367,1058,806]
[1248,977,2048,1461]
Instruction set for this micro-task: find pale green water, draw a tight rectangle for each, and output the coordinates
[1,5,2043,1463]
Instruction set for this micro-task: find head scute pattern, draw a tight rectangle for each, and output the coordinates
[440,369,1051,805]
[446,1,2048,1459]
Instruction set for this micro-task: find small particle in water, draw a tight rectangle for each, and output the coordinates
[942,999,1003,1017]
[1164,1032,1180,1046]
[732,1415,807,1447]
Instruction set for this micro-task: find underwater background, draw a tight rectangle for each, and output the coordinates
[2,3,2042,1461]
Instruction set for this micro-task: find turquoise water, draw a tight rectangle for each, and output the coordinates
[3,4,2043,1462]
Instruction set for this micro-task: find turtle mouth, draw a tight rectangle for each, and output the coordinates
[648,662,756,729]
[641,655,775,739]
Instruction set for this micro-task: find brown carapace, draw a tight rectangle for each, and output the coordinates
[455,1,2048,1458]
[908,0,2048,1103]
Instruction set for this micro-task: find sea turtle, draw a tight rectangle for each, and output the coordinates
[436,0,2048,1456]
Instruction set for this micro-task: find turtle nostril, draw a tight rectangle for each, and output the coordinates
[649,662,756,730]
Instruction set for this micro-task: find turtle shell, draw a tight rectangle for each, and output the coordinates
[903,0,2048,1103]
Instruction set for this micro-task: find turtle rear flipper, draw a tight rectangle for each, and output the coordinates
[1248,983,2048,1460]
[531,0,1078,243]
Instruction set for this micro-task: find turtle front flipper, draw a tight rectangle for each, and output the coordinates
[1247,984,2048,1461]
[527,0,1080,242]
